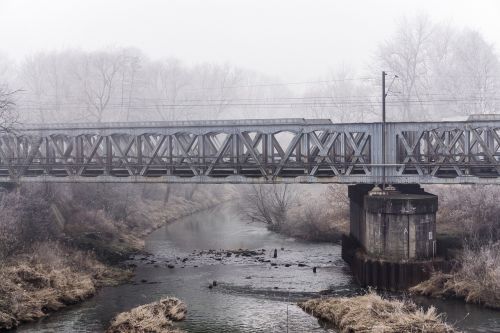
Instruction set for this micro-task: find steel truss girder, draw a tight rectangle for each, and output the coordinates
[395,124,500,179]
[1,119,500,184]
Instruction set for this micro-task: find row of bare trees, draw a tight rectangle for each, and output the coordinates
[1,15,498,125]
[1,48,292,124]
[302,15,500,122]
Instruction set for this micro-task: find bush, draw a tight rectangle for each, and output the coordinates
[241,184,295,231]
[240,184,348,241]
[431,185,500,243]
[411,241,500,308]
[0,188,61,259]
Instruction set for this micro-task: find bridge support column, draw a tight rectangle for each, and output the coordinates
[342,184,445,290]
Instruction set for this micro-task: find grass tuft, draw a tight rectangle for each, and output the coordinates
[106,298,187,333]
[299,291,456,333]
[411,242,500,309]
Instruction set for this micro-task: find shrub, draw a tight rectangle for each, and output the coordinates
[0,188,61,259]
[431,185,500,243]
[411,241,500,309]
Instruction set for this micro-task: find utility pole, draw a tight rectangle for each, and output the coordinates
[382,71,387,191]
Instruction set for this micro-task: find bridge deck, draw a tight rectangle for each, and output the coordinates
[2,118,500,184]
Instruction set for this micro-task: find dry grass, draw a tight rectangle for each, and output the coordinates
[298,291,456,333]
[106,298,187,333]
[0,242,132,330]
[411,242,500,309]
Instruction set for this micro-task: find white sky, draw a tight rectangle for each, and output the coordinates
[1,0,500,81]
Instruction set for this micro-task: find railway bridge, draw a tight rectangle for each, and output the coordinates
[2,118,499,184]
[2,117,500,290]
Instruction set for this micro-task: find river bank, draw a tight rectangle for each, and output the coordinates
[407,185,500,310]
[13,202,500,333]
[0,243,133,330]
[410,242,500,310]
[0,184,233,331]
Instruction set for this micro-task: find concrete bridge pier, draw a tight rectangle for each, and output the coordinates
[342,184,445,290]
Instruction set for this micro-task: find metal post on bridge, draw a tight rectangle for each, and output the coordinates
[382,71,387,191]
[377,71,398,194]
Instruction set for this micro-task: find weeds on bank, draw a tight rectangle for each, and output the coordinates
[299,291,456,333]
[411,242,500,309]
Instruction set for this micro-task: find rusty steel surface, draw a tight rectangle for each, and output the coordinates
[1,118,499,184]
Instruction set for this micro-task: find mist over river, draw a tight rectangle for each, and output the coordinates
[13,203,500,333]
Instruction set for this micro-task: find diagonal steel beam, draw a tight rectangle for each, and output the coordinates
[309,131,340,176]
[49,135,75,176]
[273,131,303,177]
[140,135,166,176]
[172,134,199,176]
[205,134,232,176]
[239,132,267,177]
[110,135,135,175]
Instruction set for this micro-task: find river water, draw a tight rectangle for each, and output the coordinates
[15,203,500,333]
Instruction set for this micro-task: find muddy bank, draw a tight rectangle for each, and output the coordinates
[299,291,456,333]
[106,298,187,333]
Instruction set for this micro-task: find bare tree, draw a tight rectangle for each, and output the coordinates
[243,184,295,231]
[144,58,192,121]
[376,15,500,121]
[376,15,435,121]
[19,54,48,123]
[73,51,124,122]
[302,67,378,122]
[0,85,19,133]
[191,63,244,119]
[117,48,143,121]
[435,30,500,116]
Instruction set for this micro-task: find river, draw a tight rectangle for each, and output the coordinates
[14,203,500,332]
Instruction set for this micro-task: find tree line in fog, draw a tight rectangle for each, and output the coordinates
[1,15,499,125]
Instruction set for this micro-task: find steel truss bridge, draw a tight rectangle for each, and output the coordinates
[1,118,499,184]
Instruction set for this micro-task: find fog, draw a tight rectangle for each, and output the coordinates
[1,0,500,123]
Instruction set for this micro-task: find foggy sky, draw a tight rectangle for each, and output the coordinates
[1,0,500,81]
